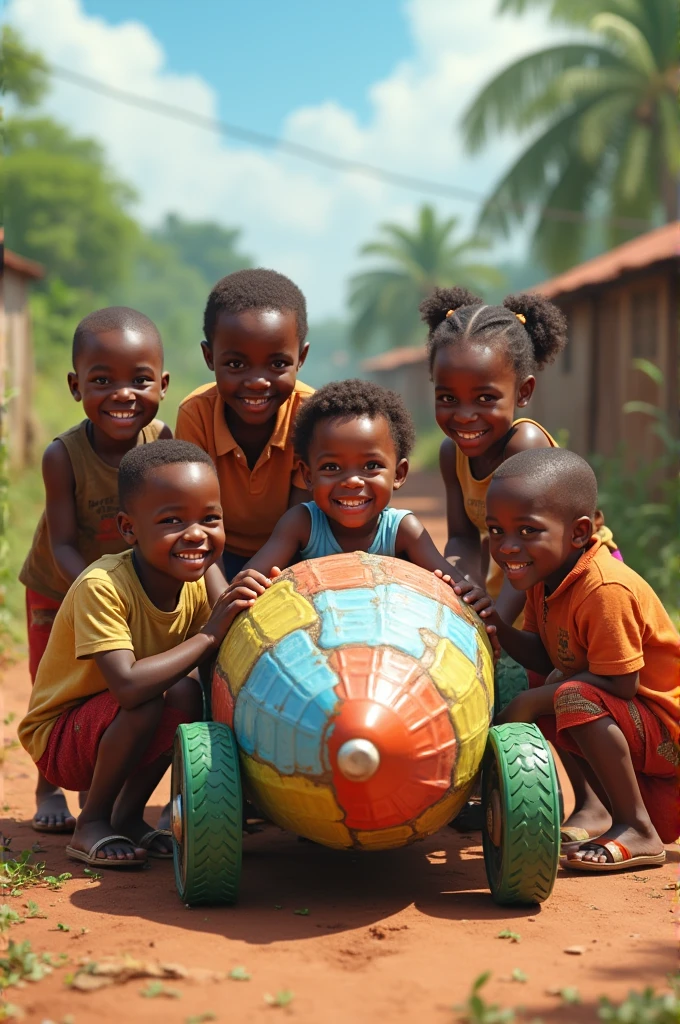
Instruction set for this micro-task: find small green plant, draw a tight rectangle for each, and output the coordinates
[497,930,521,943]
[510,969,527,984]
[0,852,46,895]
[454,973,515,1024]
[0,906,21,934]
[228,966,251,981]
[293,908,309,916]
[264,989,294,1008]
[0,1001,22,1020]
[83,868,102,881]
[140,980,181,999]
[598,974,680,1023]
[43,873,72,891]
[24,900,45,919]
[0,938,64,988]
[56,923,70,932]
[186,1015,217,1024]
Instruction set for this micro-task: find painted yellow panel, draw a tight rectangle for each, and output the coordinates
[414,777,476,835]
[249,580,318,644]
[242,755,352,849]
[355,824,414,850]
[477,642,495,710]
[218,616,263,697]
[450,684,489,789]
[430,639,478,703]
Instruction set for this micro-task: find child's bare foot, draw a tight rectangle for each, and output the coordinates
[33,788,76,833]
[565,823,665,869]
[67,819,147,864]
[112,815,173,857]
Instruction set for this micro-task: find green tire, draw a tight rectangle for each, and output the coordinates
[494,651,529,712]
[171,721,243,907]
[482,723,560,905]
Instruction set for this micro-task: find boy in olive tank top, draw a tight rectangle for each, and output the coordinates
[20,307,172,833]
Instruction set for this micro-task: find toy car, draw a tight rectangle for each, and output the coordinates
[170,552,561,907]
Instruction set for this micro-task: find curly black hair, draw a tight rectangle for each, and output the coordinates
[73,307,162,366]
[293,379,416,464]
[203,268,308,347]
[419,286,567,379]
[118,439,216,510]
[491,448,598,520]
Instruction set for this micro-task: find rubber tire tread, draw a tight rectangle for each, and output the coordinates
[172,721,242,907]
[494,652,529,712]
[482,723,560,905]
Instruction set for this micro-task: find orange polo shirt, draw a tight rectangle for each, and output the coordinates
[523,537,680,742]
[175,380,314,557]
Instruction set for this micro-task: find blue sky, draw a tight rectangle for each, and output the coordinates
[10,0,565,318]
[81,0,413,135]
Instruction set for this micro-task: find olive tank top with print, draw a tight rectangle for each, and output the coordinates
[20,419,165,602]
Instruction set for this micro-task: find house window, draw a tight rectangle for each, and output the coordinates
[630,287,658,360]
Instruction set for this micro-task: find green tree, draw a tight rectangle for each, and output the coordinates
[462,0,680,271]
[1,24,48,105]
[152,213,252,287]
[349,205,503,351]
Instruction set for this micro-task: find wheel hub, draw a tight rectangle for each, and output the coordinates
[486,788,502,847]
[337,738,381,781]
[171,793,183,844]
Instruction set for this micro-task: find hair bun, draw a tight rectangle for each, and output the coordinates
[503,292,567,368]
[419,286,482,333]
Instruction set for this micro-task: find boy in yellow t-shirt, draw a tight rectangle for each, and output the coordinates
[478,448,680,874]
[175,269,313,580]
[19,440,271,868]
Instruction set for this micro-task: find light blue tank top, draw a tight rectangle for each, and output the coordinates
[300,502,412,560]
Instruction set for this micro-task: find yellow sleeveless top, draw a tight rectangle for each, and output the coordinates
[20,419,165,602]
[454,417,558,599]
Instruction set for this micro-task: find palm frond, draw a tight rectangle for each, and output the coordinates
[590,12,658,75]
[577,91,637,162]
[521,64,638,126]
[617,121,652,198]
[461,44,607,151]
[531,147,601,269]
[657,94,680,176]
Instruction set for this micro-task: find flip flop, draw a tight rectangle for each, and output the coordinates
[139,829,174,859]
[66,834,147,868]
[563,839,666,873]
[560,826,605,851]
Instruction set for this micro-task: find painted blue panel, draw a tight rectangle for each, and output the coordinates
[234,629,338,776]
[441,606,478,664]
[315,588,379,648]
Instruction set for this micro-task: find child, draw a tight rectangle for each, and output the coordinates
[419,286,567,621]
[245,380,497,651]
[175,268,314,582]
[19,306,172,833]
[481,447,679,871]
[18,440,271,867]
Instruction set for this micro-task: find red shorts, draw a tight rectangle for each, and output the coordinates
[36,690,189,792]
[26,588,62,683]
[539,680,680,844]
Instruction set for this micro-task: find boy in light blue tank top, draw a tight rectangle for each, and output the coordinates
[245,381,498,651]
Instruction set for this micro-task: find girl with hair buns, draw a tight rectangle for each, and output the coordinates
[419,286,567,624]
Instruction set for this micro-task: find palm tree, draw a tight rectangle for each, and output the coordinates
[349,205,503,351]
[462,0,680,271]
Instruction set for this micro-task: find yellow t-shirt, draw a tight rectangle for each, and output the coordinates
[19,550,211,762]
[175,379,314,557]
[454,418,558,599]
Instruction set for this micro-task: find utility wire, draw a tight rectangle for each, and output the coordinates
[47,63,650,231]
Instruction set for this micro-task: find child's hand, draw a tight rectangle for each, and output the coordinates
[544,667,565,687]
[203,571,270,645]
[433,570,501,663]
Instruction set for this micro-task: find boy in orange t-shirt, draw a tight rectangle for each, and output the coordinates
[175,269,313,581]
[472,448,679,873]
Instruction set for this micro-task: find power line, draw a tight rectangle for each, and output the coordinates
[47,63,651,231]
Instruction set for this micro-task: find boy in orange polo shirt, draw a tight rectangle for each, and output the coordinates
[476,448,679,873]
[175,269,313,580]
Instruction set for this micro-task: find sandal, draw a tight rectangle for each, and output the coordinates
[563,839,666,873]
[66,834,147,868]
[139,829,174,859]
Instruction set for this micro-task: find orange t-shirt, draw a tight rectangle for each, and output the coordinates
[175,380,314,557]
[523,537,680,742]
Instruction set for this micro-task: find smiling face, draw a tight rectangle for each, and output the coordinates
[203,309,308,430]
[433,341,535,461]
[486,476,592,592]
[117,462,225,591]
[301,414,408,533]
[68,329,168,446]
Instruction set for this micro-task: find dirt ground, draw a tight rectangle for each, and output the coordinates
[2,473,677,1023]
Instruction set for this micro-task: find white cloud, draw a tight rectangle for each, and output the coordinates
[8,0,567,318]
